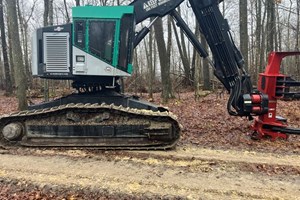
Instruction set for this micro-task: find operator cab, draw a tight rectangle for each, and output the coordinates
[32,6,135,88]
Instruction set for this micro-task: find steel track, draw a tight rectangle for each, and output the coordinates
[0,103,181,150]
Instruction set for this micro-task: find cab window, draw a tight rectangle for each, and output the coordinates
[89,20,115,64]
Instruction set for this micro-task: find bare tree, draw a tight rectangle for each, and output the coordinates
[143,26,155,99]
[239,0,249,71]
[254,0,262,81]
[17,0,37,82]
[6,0,27,110]
[172,8,193,86]
[201,33,210,91]
[7,15,14,84]
[49,0,53,25]
[172,19,191,86]
[154,18,173,103]
[44,0,49,26]
[0,0,13,94]
[43,0,50,101]
[259,1,267,73]
[266,0,276,53]
[275,2,282,52]
[63,0,70,23]
[296,0,300,78]
[193,21,202,100]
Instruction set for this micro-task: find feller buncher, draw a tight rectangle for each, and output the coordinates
[0,0,299,149]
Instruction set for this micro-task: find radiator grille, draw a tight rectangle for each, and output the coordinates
[43,32,70,73]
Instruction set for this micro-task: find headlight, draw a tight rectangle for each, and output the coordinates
[76,55,85,62]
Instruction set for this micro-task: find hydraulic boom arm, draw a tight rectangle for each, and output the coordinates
[130,0,300,140]
[130,0,259,117]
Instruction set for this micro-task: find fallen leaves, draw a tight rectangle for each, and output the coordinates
[150,92,300,154]
[0,95,18,115]
[0,91,299,154]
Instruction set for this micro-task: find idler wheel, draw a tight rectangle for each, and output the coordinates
[2,123,23,141]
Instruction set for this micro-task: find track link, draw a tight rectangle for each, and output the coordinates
[0,103,181,150]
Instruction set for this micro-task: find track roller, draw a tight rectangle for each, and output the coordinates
[2,123,23,141]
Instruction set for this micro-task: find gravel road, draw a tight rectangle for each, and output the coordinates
[0,146,299,199]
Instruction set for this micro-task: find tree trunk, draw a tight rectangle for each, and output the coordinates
[239,0,249,71]
[7,17,15,84]
[63,0,70,23]
[133,49,139,95]
[276,3,282,52]
[6,0,27,110]
[154,18,173,103]
[249,1,255,79]
[143,25,155,99]
[0,0,13,94]
[171,8,192,86]
[16,1,31,81]
[149,28,154,99]
[49,0,53,25]
[44,0,49,26]
[254,0,262,80]
[296,0,300,78]
[286,0,293,51]
[201,33,210,91]
[266,0,276,53]
[44,0,49,102]
[259,3,267,73]
[166,16,174,99]
[193,21,201,100]
[171,20,191,86]
[179,22,192,85]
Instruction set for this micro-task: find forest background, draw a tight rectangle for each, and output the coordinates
[0,0,299,109]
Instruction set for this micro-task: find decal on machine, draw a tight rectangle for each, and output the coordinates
[143,0,171,12]
[54,26,64,32]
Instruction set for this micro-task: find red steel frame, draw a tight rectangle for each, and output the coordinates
[251,52,300,140]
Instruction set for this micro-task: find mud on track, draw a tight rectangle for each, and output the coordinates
[0,146,299,199]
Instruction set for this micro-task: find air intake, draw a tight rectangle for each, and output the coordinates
[43,32,70,73]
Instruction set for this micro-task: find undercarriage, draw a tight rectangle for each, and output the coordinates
[0,90,181,149]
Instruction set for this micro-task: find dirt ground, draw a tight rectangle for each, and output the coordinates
[0,92,299,199]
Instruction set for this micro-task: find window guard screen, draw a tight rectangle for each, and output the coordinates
[118,15,134,70]
[75,20,86,49]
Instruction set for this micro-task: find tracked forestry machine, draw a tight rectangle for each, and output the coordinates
[0,0,300,149]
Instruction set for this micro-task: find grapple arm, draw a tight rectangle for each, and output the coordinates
[188,0,257,116]
[252,52,300,140]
